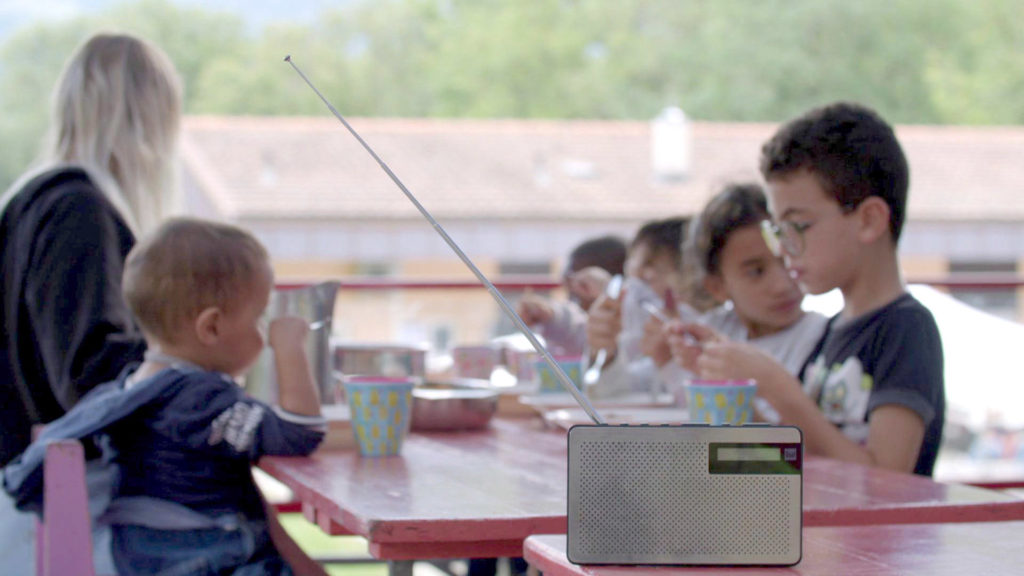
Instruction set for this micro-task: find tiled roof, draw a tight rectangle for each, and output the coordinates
[181,116,1024,222]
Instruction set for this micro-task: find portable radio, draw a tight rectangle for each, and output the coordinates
[567,424,802,566]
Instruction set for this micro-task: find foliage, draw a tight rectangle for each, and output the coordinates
[1,0,1022,190]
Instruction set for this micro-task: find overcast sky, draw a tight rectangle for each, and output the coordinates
[0,0,338,40]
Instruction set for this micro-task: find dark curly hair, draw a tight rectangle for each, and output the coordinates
[567,235,628,277]
[759,102,909,242]
[631,216,689,264]
[690,182,769,277]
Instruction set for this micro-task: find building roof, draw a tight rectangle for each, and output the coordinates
[181,115,1024,223]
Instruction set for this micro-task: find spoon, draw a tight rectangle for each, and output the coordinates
[583,274,624,388]
[642,301,699,347]
[260,317,330,335]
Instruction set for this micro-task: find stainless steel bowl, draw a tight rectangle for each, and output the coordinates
[333,341,428,379]
[411,379,499,431]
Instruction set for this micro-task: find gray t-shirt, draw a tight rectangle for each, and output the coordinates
[801,293,945,476]
[592,299,827,405]
[703,306,828,377]
[702,306,828,422]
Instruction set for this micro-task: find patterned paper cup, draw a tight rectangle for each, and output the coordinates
[533,355,584,394]
[684,379,757,425]
[343,376,415,456]
[510,349,539,384]
[452,345,501,380]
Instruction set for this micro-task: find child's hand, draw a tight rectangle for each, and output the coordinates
[696,341,784,388]
[268,316,320,416]
[566,266,611,307]
[667,321,718,372]
[267,316,309,351]
[640,303,677,367]
[517,291,555,325]
[585,288,623,355]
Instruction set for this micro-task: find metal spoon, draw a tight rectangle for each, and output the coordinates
[308,318,330,331]
[643,301,699,347]
[260,317,330,334]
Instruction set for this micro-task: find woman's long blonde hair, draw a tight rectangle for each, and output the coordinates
[4,33,183,236]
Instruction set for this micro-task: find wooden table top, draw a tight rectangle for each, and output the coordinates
[260,418,1024,559]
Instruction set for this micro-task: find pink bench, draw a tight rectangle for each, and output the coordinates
[37,439,95,576]
[35,438,327,576]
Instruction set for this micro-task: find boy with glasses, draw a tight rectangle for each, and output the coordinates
[680,102,944,476]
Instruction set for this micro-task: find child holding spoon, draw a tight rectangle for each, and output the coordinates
[516,235,627,356]
[666,182,827,421]
[585,216,700,398]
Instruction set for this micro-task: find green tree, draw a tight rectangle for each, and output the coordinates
[924,0,1024,124]
[0,21,87,189]
[191,23,341,115]
[3,0,1023,193]
[0,0,248,189]
[420,0,592,118]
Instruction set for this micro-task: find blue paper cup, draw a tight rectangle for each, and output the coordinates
[684,379,757,425]
[533,355,584,394]
[343,376,414,456]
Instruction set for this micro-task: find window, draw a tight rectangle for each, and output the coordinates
[494,261,555,337]
[499,261,553,276]
[948,261,1019,322]
[355,261,394,277]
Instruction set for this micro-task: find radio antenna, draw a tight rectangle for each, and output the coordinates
[284,56,605,425]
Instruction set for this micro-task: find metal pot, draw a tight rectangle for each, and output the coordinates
[245,281,340,404]
[411,379,499,431]
[333,342,428,379]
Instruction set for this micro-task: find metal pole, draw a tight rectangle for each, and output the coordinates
[284,56,605,425]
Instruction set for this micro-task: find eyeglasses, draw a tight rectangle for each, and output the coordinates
[760,219,811,258]
[760,204,858,258]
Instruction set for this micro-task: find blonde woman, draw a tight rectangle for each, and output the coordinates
[0,32,183,573]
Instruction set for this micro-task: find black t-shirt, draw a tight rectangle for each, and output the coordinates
[801,293,945,476]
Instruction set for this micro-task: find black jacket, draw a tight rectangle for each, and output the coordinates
[0,167,146,466]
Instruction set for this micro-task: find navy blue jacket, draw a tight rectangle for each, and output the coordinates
[3,365,325,521]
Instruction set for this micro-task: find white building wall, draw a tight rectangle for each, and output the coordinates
[246,219,639,266]
[902,221,1024,262]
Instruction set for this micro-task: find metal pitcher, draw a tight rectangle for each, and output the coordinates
[245,281,340,405]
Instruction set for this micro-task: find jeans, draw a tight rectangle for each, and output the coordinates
[468,557,529,576]
[112,517,292,576]
[0,492,34,575]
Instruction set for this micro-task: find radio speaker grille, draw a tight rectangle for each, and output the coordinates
[568,426,802,565]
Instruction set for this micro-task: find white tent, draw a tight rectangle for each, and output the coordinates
[804,285,1024,431]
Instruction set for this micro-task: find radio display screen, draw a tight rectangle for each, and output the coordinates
[709,442,801,474]
[717,446,782,461]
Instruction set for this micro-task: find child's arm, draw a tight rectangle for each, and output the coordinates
[566,266,612,305]
[761,365,924,472]
[268,317,321,417]
[696,343,925,473]
[517,290,556,326]
[667,321,720,373]
[585,289,623,362]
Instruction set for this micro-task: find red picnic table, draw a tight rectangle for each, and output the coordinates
[524,522,1024,576]
[259,418,1024,563]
